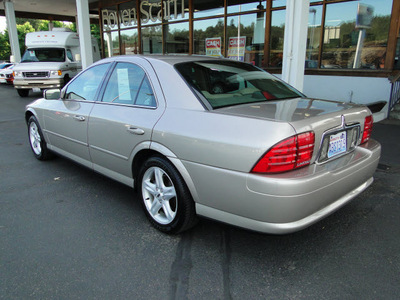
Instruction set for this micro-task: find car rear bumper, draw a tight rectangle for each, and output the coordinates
[14,78,63,89]
[184,139,381,234]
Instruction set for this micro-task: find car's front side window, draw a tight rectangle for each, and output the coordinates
[102,62,156,107]
[65,63,110,101]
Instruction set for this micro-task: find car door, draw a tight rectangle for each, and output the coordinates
[43,63,110,166]
[88,60,165,185]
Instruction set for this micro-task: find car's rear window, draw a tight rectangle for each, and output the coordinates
[175,60,304,109]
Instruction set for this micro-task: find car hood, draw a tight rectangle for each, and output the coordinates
[214,97,360,123]
[13,62,67,71]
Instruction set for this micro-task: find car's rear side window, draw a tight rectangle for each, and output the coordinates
[102,62,156,107]
[175,60,303,109]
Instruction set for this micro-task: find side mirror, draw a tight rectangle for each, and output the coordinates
[43,89,61,100]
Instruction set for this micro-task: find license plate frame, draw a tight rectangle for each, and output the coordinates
[328,131,347,158]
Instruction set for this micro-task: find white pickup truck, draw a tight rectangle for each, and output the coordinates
[13,28,100,97]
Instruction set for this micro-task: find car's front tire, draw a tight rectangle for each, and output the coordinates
[28,116,52,160]
[138,156,197,234]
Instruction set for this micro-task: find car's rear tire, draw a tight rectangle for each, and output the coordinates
[28,116,52,160]
[17,89,29,97]
[138,156,197,234]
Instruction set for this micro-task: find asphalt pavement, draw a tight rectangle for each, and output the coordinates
[1,83,399,299]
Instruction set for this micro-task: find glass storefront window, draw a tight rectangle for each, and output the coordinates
[103,31,120,57]
[163,0,189,21]
[269,9,285,67]
[121,28,139,55]
[226,13,265,67]
[306,5,323,68]
[194,0,224,19]
[272,0,285,8]
[142,26,163,54]
[102,6,119,31]
[322,0,392,69]
[193,18,224,56]
[227,0,266,14]
[394,29,400,70]
[164,22,189,54]
[119,1,138,29]
[140,0,162,25]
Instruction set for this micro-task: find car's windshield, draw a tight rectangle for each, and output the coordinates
[21,48,65,63]
[175,60,304,109]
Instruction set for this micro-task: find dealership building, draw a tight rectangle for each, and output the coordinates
[1,0,400,120]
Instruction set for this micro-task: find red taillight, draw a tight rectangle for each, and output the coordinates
[361,115,373,144]
[251,131,315,174]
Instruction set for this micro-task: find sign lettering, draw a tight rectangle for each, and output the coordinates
[102,0,187,29]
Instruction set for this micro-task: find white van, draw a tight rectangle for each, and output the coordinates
[13,28,100,97]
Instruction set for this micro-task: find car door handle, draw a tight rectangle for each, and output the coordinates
[73,115,85,122]
[127,127,145,135]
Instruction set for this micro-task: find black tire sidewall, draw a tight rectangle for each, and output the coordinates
[28,116,48,160]
[17,89,29,97]
[138,156,194,234]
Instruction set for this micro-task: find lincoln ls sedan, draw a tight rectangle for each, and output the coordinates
[25,55,381,234]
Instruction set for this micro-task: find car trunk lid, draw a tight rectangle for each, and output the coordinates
[215,97,372,165]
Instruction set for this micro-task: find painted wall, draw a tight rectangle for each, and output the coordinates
[302,75,391,105]
[275,74,391,121]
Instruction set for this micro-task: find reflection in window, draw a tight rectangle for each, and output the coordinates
[102,62,156,107]
[193,0,224,18]
[65,64,110,101]
[269,9,286,67]
[193,18,224,56]
[395,30,400,70]
[121,28,139,55]
[306,6,322,69]
[140,0,162,25]
[142,26,162,54]
[118,1,138,29]
[227,0,266,14]
[103,31,120,58]
[164,22,189,54]
[227,13,265,67]
[102,7,118,31]
[272,0,286,8]
[322,0,392,69]
[163,0,189,21]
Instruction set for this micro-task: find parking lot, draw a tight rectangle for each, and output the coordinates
[1,83,399,299]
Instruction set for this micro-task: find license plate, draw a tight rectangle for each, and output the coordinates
[328,131,347,158]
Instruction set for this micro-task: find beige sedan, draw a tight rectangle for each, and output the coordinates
[25,55,381,234]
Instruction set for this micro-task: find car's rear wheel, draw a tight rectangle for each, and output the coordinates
[28,116,52,160]
[17,89,29,97]
[139,156,197,234]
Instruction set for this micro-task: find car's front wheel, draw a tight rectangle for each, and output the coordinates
[139,156,197,234]
[28,116,52,160]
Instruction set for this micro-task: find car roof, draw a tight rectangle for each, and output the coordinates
[99,54,223,66]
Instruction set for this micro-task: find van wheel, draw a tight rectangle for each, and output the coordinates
[63,75,70,86]
[17,89,29,97]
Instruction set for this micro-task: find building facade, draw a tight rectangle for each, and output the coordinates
[97,0,400,120]
[98,0,399,71]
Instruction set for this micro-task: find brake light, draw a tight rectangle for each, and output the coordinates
[251,131,315,174]
[361,115,373,144]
